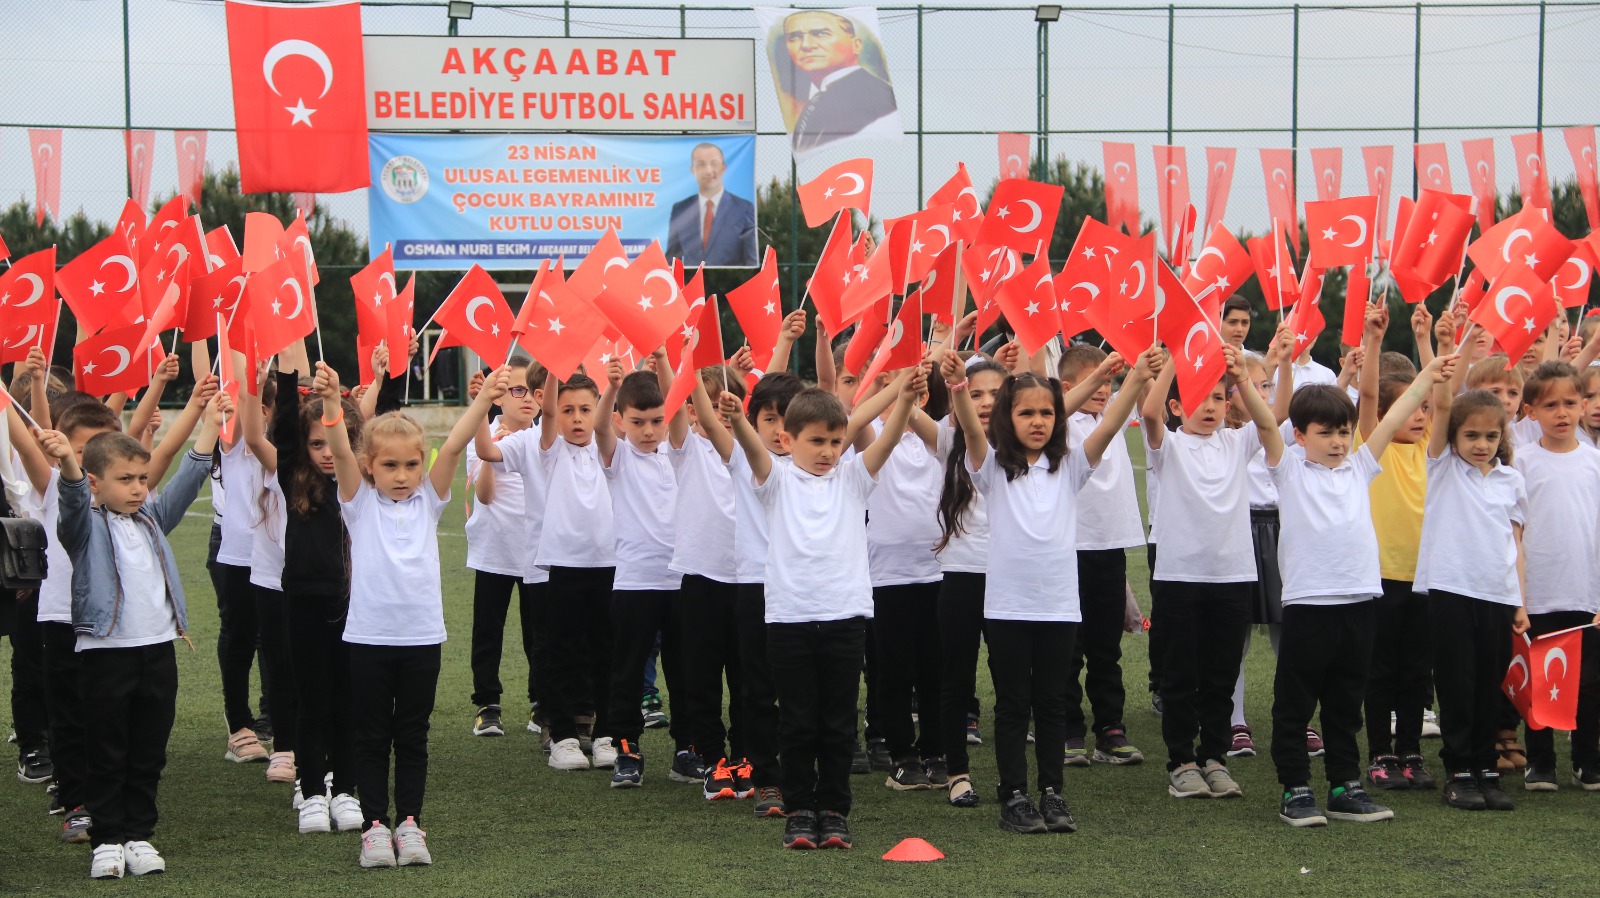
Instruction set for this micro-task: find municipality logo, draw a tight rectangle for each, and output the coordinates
[381,155,428,203]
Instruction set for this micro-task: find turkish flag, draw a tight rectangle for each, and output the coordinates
[999,132,1030,180]
[57,232,142,334]
[516,266,610,382]
[1528,629,1583,731]
[1259,147,1298,256]
[1415,142,1452,193]
[580,334,637,382]
[1553,240,1598,310]
[1468,207,1574,283]
[1157,269,1226,417]
[387,275,415,378]
[205,226,241,272]
[1342,264,1372,346]
[28,129,61,226]
[114,199,147,264]
[125,130,156,211]
[1285,276,1326,357]
[75,323,165,397]
[929,163,985,244]
[175,131,207,208]
[510,260,553,340]
[0,232,9,263]
[796,157,873,229]
[1183,225,1252,305]
[1310,147,1343,201]
[595,241,691,355]
[216,307,240,443]
[807,213,858,334]
[292,192,316,218]
[568,227,631,304]
[187,258,246,343]
[1510,131,1553,210]
[225,0,369,193]
[1564,126,1600,232]
[1362,145,1395,244]
[1248,235,1300,311]
[725,247,783,370]
[843,296,890,377]
[841,237,896,327]
[1060,217,1133,330]
[1392,190,1475,289]
[1153,145,1191,260]
[138,268,186,352]
[241,211,286,274]
[436,265,515,365]
[1051,267,1095,343]
[0,248,58,366]
[247,255,316,359]
[350,246,398,355]
[918,242,962,328]
[976,179,1063,257]
[1203,146,1237,238]
[139,216,203,324]
[884,202,957,285]
[661,296,726,417]
[1103,142,1141,236]
[1306,196,1378,269]
[1463,137,1498,235]
[1504,633,1537,725]
[994,254,1060,356]
[962,244,1021,333]
[1084,235,1158,362]
[279,211,319,286]
[854,293,924,404]
[1108,231,1158,316]
[1469,261,1559,367]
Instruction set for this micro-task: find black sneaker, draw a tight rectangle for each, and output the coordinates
[1573,767,1600,791]
[782,810,819,849]
[472,704,505,737]
[850,743,871,775]
[1326,781,1394,822]
[1279,785,1327,827]
[47,783,64,815]
[1442,772,1487,810]
[1151,692,1165,717]
[1039,788,1077,833]
[924,758,950,787]
[703,759,738,800]
[998,790,1047,834]
[611,744,643,789]
[1524,766,1558,792]
[1093,725,1144,765]
[1477,770,1514,810]
[753,786,785,818]
[948,774,980,808]
[730,758,755,799]
[866,738,893,772]
[60,807,91,844]
[817,811,853,849]
[965,712,983,745]
[253,715,274,746]
[886,757,931,791]
[1402,754,1436,789]
[1367,754,1407,791]
[17,750,52,784]
[669,749,706,784]
[641,689,669,730]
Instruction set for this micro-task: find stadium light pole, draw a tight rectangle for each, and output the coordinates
[1035,6,1061,177]
[447,1,474,36]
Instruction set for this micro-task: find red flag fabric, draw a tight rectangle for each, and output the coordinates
[1310,147,1343,201]
[1103,142,1140,236]
[993,254,1059,356]
[1108,231,1158,318]
[841,237,896,326]
[929,163,985,245]
[1510,131,1553,210]
[28,129,61,226]
[125,130,156,211]
[580,335,637,382]
[75,323,165,397]
[516,267,611,382]
[1051,267,1095,343]
[1415,142,1452,193]
[187,258,246,343]
[1183,225,1252,305]
[387,275,415,378]
[247,255,316,358]
[660,296,725,416]
[1203,146,1236,238]
[1260,147,1298,255]
[1469,261,1560,367]
[1305,196,1378,269]
[1153,145,1191,260]
[796,158,873,229]
[1363,145,1396,244]
[216,308,240,443]
[1156,268,1226,417]
[975,179,1063,257]
[1553,239,1598,310]
[725,247,783,370]
[225,0,369,193]
[1504,633,1537,725]
[1083,242,1157,362]
[568,227,631,304]
[435,265,516,365]
[918,243,962,328]
[808,213,857,334]
[205,226,241,272]
[1392,189,1475,289]
[139,216,204,323]
[351,246,398,352]
[0,248,58,366]
[114,199,147,264]
[999,132,1030,181]
[175,131,207,208]
[843,296,890,377]
[1342,264,1372,346]
[884,202,957,285]
[510,260,554,340]
[1529,629,1583,731]
[1462,137,1499,235]
[854,293,923,404]
[595,241,691,355]
[1468,207,1575,283]
[961,244,1021,333]
[1248,236,1299,311]
[0,232,9,263]
[57,233,142,334]
[279,211,319,286]
[1284,276,1326,357]
[1564,126,1600,232]
[241,212,286,274]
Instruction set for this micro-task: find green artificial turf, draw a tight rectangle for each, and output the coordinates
[1,432,1595,896]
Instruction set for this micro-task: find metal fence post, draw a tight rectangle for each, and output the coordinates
[123,0,133,200]
[1412,3,1421,198]
[1290,4,1300,201]
[1536,0,1546,132]
[564,0,571,37]
[1166,4,1174,145]
[917,4,924,203]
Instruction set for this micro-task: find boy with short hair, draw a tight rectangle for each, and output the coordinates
[725,366,926,850]
[38,393,222,879]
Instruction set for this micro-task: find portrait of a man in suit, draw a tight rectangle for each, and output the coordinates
[760,8,901,157]
[665,142,758,267]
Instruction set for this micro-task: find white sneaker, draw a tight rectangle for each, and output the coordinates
[298,794,331,834]
[394,816,432,866]
[291,779,304,810]
[331,793,363,832]
[1422,709,1441,738]
[359,823,397,868]
[591,736,618,769]
[90,843,125,879]
[548,737,590,770]
[122,841,166,876]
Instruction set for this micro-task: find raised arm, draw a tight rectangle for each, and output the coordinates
[767,308,807,375]
[150,374,219,485]
[814,324,837,394]
[1063,352,1126,416]
[720,389,771,484]
[24,346,51,430]
[359,343,388,421]
[432,365,505,499]
[942,350,988,470]
[1084,347,1162,467]
[862,363,926,477]
[127,353,180,443]
[1228,343,1283,466]
[1357,302,1388,440]
[847,369,906,452]
[1140,348,1177,451]
[1271,322,1295,424]
[539,370,561,451]
[1575,320,1600,371]
[1411,301,1436,369]
[690,378,734,461]
[240,358,277,473]
[595,358,624,467]
[7,406,52,495]
[1369,354,1456,460]
[1427,358,1455,459]
[313,362,363,502]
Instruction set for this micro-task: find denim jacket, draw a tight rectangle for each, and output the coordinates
[57,451,209,640]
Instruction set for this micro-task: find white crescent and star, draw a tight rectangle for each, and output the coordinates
[182,135,200,157]
[8,273,45,308]
[1426,162,1445,184]
[1526,153,1542,174]
[1338,214,1369,248]
[1270,167,1288,188]
[1502,228,1533,264]
[1010,200,1043,234]
[1164,164,1183,184]
[834,172,865,197]
[1508,654,1530,694]
[1125,261,1147,299]
[1182,321,1208,364]
[101,344,132,377]
[1112,161,1131,181]
[377,272,398,301]
[280,277,305,319]
[4,325,40,348]
[641,269,679,308]
[263,39,335,98]
[1494,286,1531,326]
[603,256,630,273]
[1545,647,1569,681]
[925,224,952,254]
[36,143,53,162]
[1195,247,1225,280]
[1476,159,1491,181]
[1005,154,1025,174]
[465,296,495,331]
[1560,256,1592,291]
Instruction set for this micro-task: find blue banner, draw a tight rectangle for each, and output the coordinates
[368,133,758,271]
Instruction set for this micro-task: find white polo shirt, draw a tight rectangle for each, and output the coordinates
[1414,452,1528,606]
[866,425,942,587]
[77,513,176,651]
[1149,425,1261,583]
[216,441,257,566]
[752,455,877,623]
[1513,441,1600,615]
[934,423,989,574]
[33,469,73,624]
[605,440,682,591]
[489,428,550,585]
[667,430,737,584]
[728,448,789,585]
[1269,444,1383,604]
[535,437,615,569]
[341,480,450,646]
[247,476,286,592]
[971,449,1096,621]
[1069,411,1144,551]
[464,421,531,578]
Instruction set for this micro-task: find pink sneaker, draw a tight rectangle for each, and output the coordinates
[225,728,268,763]
[266,751,297,783]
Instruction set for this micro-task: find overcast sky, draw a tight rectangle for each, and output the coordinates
[1,0,1594,261]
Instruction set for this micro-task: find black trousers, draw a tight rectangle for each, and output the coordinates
[468,570,539,708]
[79,643,177,847]
[863,620,880,743]
[1429,590,1515,774]
[1524,610,1600,771]
[209,560,260,733]
[1067,548,1130,737]
[987,619,1076,801]
[735,583,780,786]
[678,574,743,764]
[1365,578,1432,759]
[769,617,865,815]
[1145,544,1165,695]
[1153,580,1252,770]
[287,592,354,797]
[871,582,943,761]
[607,588,685,749]
[255,586,296,752]
[937,572,986,776]
[1270,602,1375,787]
[542,566,615,744]
[42,622,85,811]
[8,591,48,752]
[348,643,441,830]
